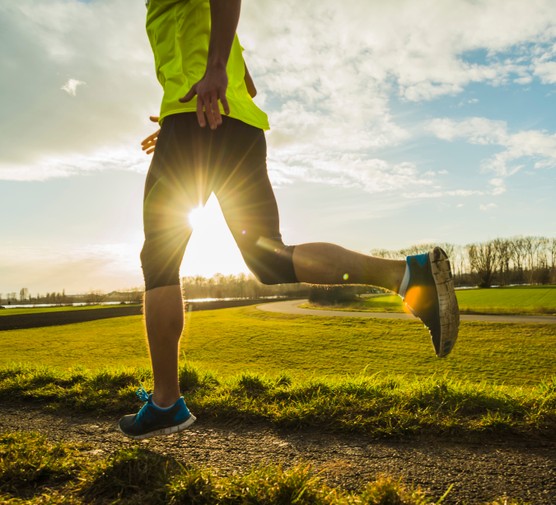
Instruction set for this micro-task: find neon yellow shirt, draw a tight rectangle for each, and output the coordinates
[146,0,269,130]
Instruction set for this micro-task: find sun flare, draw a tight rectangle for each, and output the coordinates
[188,206,205,230]
[182,195,249,278]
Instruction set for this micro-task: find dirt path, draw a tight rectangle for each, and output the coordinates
[1,404,554,504]
[258,299,556,324]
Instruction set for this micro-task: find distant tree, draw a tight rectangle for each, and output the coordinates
[550,238,556,284]
[467,241,498,288]
[85,290,105,304]
[451,244,467,276]
[371,248,399,259]
[127,288,143,303]
[518,236,550,284]
[493,238,513,286]
[533,237,550,284]
[399,243,437,257]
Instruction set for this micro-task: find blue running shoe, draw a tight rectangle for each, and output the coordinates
[399,247,460,357]
[119,388,196,440]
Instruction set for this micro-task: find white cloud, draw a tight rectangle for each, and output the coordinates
[402,189,485,199]
[0,146,150,181]
[426,117,556,177]
[0,0,159,175]
[240,0,556,194]
[532,43,556,84]
[1,0,555,186]
[426,117,509,144]
[489,178,507,196]
[61,78,86,96]
[480,203,497,211]
[268,146,436,195]
[243,0,556,103]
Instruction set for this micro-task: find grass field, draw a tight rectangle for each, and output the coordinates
[457,285,556,314]
[306,285,556,315]
[1,306,555,385]
[0,292,553,502]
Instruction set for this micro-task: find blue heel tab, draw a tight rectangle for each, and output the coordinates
[408,253,429,267]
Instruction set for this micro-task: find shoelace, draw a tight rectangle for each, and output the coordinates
[136,387,150,403]
[134,387,151,424]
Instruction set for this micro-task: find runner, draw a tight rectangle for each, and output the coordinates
[119,0,459,439]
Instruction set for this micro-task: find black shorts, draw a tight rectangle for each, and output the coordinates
[140,113,297,290]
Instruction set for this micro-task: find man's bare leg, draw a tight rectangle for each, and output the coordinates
[119,283,196,439]
[292,242,459,357]
[144,285,183,407]
[292,242,406,292]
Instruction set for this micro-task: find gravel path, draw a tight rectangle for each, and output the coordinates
[1,404,554,504]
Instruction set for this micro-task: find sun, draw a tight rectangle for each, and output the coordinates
[182,195,250,278]
[188,205,207,230]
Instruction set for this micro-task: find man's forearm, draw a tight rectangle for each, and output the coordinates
[207,0,241,70]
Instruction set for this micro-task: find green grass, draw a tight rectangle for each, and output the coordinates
[0,432,81,498]
[1,306,554,386]
[306,286,556,316]
[303,294,405,313]
[457,286,556,315]
[0,315,150,370]
[0,431,531,504]
[1,364,554,440]
[0,301,551,502]
[0,316,149,368]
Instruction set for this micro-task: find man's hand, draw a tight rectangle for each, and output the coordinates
[141,115,160,155]
[179,66,230,130]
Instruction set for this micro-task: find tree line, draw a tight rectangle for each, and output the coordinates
[182,235,555,302]
[3,235,553,307]
[180,273,310,300]
[372,235,556,288]
[0,289,143,306]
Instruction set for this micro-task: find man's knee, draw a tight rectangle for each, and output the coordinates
[140,238,184,291]
[242,240,298,285]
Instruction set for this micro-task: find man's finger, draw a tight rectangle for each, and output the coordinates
[220,93,230,116]
[179,85,197,103]
[149,115,159,123]
[210,95,222,129]
[142,142,155,152]
[141,131,159,145]
[200,92,215,129]
[207,93,223,130]
[196,94,207,127]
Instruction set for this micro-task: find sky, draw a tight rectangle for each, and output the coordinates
[1,0,555,296]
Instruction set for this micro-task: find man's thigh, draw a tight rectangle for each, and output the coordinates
[214,118,281,243]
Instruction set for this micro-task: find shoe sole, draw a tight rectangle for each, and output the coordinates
[430,247,460,357]
[120,414,197,440]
